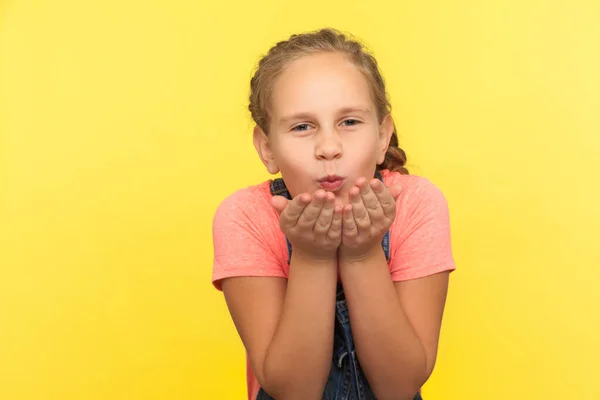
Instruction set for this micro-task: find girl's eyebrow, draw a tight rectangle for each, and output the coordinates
[278,107,372,125]
[337,107,371,116]
[278,112,315,125]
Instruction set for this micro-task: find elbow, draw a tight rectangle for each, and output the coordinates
[260,357,329,400]
[259,379,326,400]
[378,381,427,400]
[377,383,425,400]
[258,360,287,399]
[378,358,434,400]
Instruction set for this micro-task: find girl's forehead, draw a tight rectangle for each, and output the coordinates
[271,53,374,116]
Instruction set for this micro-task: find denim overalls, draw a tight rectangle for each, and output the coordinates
[256,171,423,400]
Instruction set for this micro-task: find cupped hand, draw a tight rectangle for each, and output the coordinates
[271,189,343,261]
[339,177,402,261]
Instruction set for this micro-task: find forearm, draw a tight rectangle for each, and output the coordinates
[339,249,427,400]
[263,253,337,399]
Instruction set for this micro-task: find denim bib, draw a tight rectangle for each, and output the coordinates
[256,171,423,400]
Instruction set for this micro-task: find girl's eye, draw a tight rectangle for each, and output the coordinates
[342,119,360,127]
[292,124,310,131]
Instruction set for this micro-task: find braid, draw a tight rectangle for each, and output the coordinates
[378,127,408,174]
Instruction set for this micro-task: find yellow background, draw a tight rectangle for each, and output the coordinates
[1,0,599,399]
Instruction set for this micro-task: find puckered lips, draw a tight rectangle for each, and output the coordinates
[317,175,346,192]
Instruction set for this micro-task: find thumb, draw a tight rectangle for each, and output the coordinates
[389,184,403,200]
[270,195,289,215]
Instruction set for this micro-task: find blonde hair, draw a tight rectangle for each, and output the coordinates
[248,28,408,175]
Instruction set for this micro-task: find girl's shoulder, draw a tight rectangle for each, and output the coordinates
[211,180,288,291]
[213,180,275,227]
[215,180,272,209]
[381,170,455,280]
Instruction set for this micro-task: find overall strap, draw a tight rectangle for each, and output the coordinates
[269,171,391,264]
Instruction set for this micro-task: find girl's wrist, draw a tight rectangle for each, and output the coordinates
[338,245,384,266]
[291,249,338,267]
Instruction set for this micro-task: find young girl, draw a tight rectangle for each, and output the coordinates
[212,28,456,400]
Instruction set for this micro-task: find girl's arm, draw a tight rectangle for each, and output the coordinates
[338,177,453,399]
[222,254,337,400]
[222,190,343,399]
[339,250,449,400]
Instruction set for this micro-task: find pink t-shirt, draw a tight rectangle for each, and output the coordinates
[212,170,456,399]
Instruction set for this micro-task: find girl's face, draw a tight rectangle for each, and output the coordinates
[255,52,393,206]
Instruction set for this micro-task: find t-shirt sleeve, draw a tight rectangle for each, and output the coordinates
[389,177,456,281]
[211,188,287,291]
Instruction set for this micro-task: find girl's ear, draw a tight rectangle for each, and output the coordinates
[377,114,394,165]
[253,125,280,174]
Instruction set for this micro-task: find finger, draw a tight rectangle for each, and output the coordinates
[350,184,371,230]
[371,180,398,219]
[327,204,343,241]
[270,196,289,215]
[360,179,384,218]
[342,204,358,238]
[314,192,336,235]
[279,193,311,226]
[297,190,327,227]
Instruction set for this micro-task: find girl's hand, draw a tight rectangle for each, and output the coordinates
[271,190,343,261]
[340,177,402,261]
